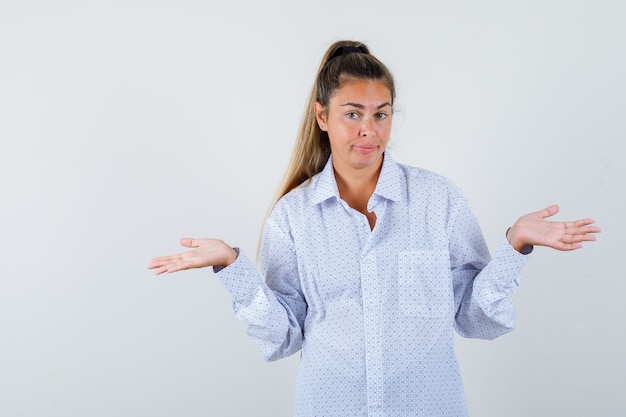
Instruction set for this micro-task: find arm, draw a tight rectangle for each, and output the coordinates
[215,217,306,361]
[449,197,525,339]
[147,219,306,362]
[452,201,601,340]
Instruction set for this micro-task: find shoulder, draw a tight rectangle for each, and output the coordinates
[262,180,320,247]
[394,160,464,197]
[269,180,316,222]
[390,161,471,231]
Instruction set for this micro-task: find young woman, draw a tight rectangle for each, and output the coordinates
[148,40,600,416]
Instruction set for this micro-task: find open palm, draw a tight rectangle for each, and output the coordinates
[148,238,238,275]
[507,205,601,252]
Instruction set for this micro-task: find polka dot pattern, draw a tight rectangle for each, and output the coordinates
[217,153,529,416]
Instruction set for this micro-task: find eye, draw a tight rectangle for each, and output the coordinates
[346,112,360,119]
[375,112,388,120]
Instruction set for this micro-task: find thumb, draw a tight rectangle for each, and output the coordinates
[179,237,199,248]
[541,204,560,219]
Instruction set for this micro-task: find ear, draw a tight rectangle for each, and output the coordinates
[314,102,328,131]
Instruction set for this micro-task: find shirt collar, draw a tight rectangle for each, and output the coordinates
[311,156,339,205]
[311,152,406,206]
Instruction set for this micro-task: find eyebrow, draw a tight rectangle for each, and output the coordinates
[339,102,392,110]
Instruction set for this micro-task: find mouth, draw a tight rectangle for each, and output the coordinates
[353,145,377,154]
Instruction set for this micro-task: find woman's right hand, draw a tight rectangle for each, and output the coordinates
[147,238,239,275]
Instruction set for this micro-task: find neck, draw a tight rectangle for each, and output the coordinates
[332,155,383,214]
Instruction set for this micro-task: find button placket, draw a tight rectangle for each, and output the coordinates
[360,253,384,415]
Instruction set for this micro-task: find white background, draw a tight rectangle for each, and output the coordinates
[1,1,624,416]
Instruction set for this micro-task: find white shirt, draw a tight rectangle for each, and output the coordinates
[216,153,529,416]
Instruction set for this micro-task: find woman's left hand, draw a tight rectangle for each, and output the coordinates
[506,204,601,253]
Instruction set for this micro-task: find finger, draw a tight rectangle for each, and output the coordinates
[560,227,599,244]
[180,237,199,248]
[578,225,602,234]
[153,262,184,275]
[558,242,583,251]
[154,265,169,275]
[164,259,195,273]
[573,219,600,230]
[566,223,601,236]
[564,218,595,227]
[147,257,169,269]
[562,233,596,244]
[541,204,560,219]
[147,254,182,268]
[149,259,174,272]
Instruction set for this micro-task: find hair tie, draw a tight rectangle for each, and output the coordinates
[329,45,365,60]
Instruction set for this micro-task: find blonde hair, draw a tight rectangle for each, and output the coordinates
[257,41,396,259]
[271,40,396,210]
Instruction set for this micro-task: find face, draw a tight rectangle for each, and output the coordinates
[315,78,393,175]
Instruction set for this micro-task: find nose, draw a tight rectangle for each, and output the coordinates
[360,117,375,137]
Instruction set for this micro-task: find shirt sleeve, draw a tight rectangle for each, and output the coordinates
[448,193,529,340]
[215,214,306,361]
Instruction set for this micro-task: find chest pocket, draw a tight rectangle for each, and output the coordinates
[398,250,453,317]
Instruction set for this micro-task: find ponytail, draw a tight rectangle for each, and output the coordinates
[270,41,395,210]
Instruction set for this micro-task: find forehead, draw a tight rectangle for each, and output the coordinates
[330,78,392,105]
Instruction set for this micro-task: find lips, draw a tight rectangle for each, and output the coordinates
[353,145,377,153]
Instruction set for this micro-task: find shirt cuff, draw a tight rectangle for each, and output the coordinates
[497,236,531,268]
[213,248,261,301]
[212,247,240,273]
[505,227,534,255]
